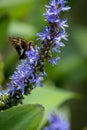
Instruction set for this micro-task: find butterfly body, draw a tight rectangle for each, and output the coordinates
[9,37,34,59]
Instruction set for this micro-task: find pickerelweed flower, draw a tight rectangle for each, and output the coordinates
[37,0,71,66]
[0,0,70,110]
[0,46,46,110]
[43,112,70,130]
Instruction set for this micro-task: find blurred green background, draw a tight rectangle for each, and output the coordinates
[0,0,87,130]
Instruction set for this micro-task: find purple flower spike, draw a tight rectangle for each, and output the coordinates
[37,0,70,66]
[0,0,70,111]
[43,112,70,130]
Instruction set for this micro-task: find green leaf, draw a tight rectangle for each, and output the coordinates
[0,104,44,130]
[24,87,74,112]
[23,86,75,128]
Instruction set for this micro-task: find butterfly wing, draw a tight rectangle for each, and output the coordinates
[9,37,34,59]
[9,37,24,58]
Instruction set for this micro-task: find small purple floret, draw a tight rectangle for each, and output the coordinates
[43,112,70,130]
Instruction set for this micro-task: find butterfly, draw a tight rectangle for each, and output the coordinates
[9,37,34,59]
